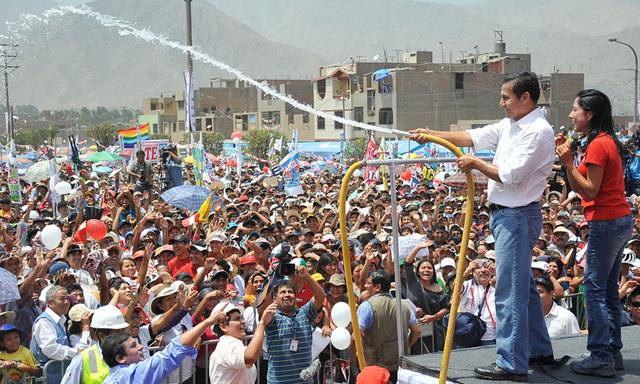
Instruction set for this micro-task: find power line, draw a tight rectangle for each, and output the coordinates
[1,43,19,142]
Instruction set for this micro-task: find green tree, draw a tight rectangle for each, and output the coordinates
[202,132,225,155]
[14,128,48,148]
[344,137,370,163]
[43,126,60,144]
[244,129,286,159]
[86,124,117,147]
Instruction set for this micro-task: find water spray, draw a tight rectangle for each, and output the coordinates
[7,5,413,138]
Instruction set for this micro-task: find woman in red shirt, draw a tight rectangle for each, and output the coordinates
[556,89,632,378]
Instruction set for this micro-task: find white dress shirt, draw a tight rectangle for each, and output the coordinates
[459,280,497,341]
[32,308,84,361]
[467,107,555,207]
[544,302,581,338]
[209,335,256,384]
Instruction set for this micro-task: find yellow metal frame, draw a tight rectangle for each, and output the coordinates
[338,134,475,384]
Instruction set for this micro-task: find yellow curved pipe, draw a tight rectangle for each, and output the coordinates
[338,160,367,370]
[337,135,475,383]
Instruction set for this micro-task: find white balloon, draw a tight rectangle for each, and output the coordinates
[54,181,72,195]
[330,327,351,350]
[331,302,351,328]
[41,225,62,250]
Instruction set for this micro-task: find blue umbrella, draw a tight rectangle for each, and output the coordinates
[93,166,113,174]
[24,152,41,161]
[160,185,212,212]
[373,68,391,81]
[310,160,339,175]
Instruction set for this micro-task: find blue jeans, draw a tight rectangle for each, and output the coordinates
[490,202,553,374]
[584,215,632,362]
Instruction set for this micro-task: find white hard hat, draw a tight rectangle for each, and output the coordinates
[90,305,129,330]
[622,248,636,265]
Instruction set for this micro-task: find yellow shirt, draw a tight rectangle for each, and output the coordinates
[0,346,38,384]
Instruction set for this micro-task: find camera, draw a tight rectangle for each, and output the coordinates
[275,242,295,279]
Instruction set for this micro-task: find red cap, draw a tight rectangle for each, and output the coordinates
[132,250,146,260]
[240,254,257,265]
[356,366,390,384]
[238,195,249,202]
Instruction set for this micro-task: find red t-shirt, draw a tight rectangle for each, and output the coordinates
[295,283,314,308]
[167,255,191,277]
[577,133,631,220]
[171,262,198,278]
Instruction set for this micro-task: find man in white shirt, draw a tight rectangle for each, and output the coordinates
[536,276,580,338]
[209,302,277,384]
[412,71,558,381]
[30,285,88,384]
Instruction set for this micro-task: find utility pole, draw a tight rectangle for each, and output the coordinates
[185,0,193,75]
[1,43,18,143]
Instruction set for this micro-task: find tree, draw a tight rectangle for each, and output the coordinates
[14,128,48,148]
[43,126,60,145]
[202,132,225,155]
[244,129,286,160]
[86,124,117,147]
[344,137,369,163]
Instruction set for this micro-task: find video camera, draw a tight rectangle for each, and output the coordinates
[275,242,295,279]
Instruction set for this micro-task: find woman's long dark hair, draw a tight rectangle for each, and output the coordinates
[576,89,624,157]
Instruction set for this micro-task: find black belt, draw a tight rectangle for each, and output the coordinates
[488,201,537,212]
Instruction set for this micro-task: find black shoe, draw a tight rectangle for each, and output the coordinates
[529,354,570,369]
[474,363,528,382]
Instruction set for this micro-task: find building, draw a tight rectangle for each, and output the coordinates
[253,80,314,141]
[139,95,178,138]
[141,78,314,142]
[312,31,583,140]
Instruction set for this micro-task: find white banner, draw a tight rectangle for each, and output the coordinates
[183,70,195,133]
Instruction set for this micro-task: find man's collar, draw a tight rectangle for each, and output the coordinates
[45,307,64,323]
[512,107,543,129]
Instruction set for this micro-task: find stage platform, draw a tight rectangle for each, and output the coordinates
[399,326,640,383]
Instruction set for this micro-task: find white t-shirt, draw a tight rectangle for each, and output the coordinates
[209,335,256,384]
[545,302,581,338]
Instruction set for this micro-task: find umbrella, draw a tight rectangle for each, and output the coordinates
[373,68,391,81]
[25,159,58,183]
[160,185,212,212]
[310,160,339,175]
[24,152,40,161]
[443,170,488,190]
[93,166,113,174]
[84,151,123,162]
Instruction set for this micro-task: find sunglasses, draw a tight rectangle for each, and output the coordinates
[630,302,640,308]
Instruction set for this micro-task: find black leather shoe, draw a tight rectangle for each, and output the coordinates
[474,363,528,382]
[529,354,570,369]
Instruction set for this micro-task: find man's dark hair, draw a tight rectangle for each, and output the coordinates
[101,332,131,367]
[108,277,128,291]
[535,275,554,293]
[136,150,145,156]
[272,279,296,298]
[627,286,640,304]
[369,270,391,293]
[503,71,540,103]
[67,284,83,294]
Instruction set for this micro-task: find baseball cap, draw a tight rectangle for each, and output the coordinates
[440,257,456,269]
[190,241,208,252]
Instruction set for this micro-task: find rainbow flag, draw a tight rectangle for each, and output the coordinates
[118,123,150,148]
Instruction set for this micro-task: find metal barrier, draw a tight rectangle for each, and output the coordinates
[16,358,72,384]
[563,292,587,329]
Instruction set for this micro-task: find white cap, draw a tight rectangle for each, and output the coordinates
[212,301,243,315]
[531,261,549,271]
[440,257,456,269]
[90,305,128,329]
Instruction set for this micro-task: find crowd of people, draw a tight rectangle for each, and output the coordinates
[0,71,639,384]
